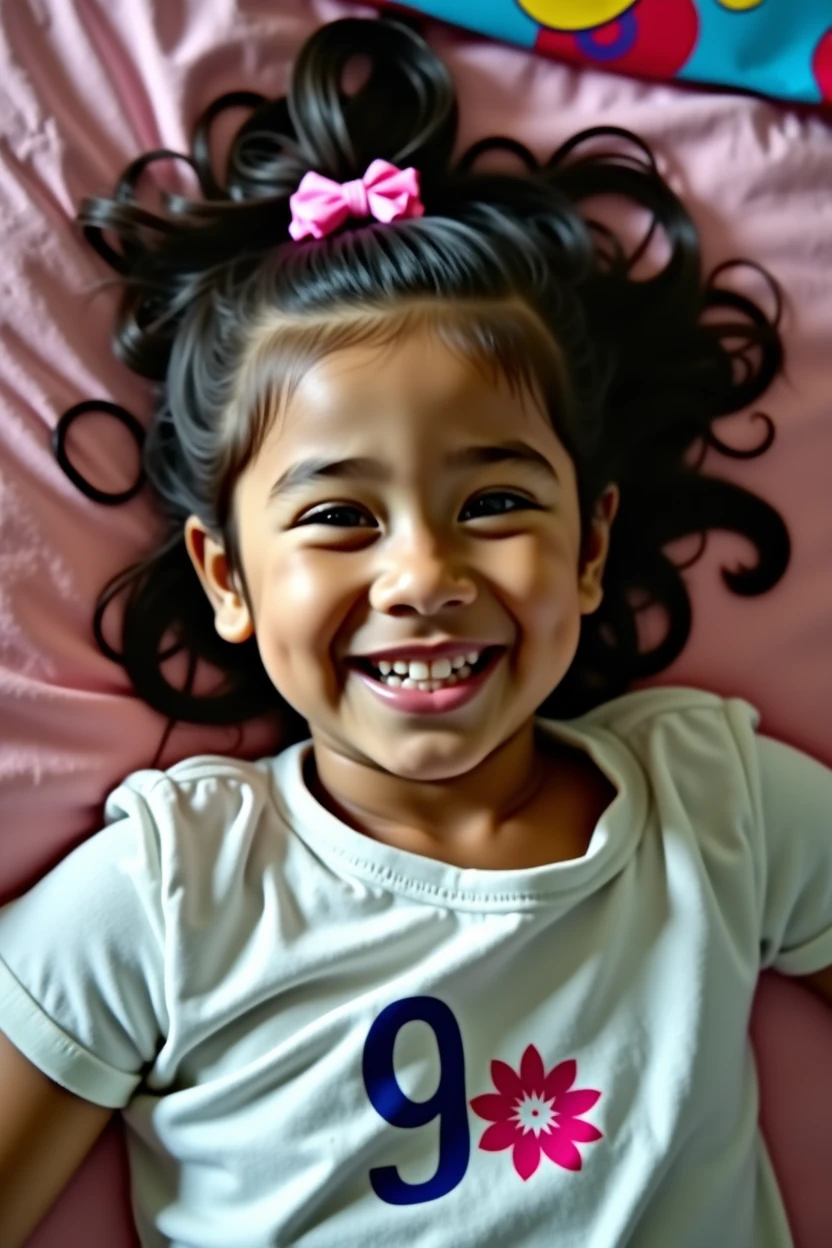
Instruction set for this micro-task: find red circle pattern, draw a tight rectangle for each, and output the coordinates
[534,0,699,81]
[813,26,832,102]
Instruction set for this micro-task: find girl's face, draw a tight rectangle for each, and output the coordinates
[187,324,617,783]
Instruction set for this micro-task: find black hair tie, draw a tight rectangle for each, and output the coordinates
[52,400,145,505]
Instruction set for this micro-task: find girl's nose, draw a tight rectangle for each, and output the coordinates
[368,532,477,617]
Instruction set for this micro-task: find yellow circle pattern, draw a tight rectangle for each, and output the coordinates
[716,0,765,10]
[516,1,634,32]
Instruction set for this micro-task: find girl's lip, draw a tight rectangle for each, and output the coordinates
[349,646,505,715]
[352,639,500,664]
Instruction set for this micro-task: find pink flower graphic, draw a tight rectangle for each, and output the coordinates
[470,1046,603,1180]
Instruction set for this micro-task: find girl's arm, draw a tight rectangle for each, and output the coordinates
[0,1030,113,1248]
[751,731,832,984]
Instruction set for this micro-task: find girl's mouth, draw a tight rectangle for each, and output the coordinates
[347,646,506,715]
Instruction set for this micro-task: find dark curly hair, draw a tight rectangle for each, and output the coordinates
[68,15,789,762]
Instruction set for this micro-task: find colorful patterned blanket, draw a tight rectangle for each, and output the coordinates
[382,0,832,104]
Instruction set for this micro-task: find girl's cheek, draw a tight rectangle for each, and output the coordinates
[264,548,339,626]
[276,557,321,607]
[265,534,577,636]
[262,557,355,676]
[492,535,578,615]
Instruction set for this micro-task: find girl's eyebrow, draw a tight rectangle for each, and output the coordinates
[268,439,559,501]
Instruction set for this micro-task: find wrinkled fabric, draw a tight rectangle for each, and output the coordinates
[2,690,831,1247]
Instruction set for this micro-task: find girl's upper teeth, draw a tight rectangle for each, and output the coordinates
[376,650,481,679]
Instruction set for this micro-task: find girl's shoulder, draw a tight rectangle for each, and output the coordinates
[95,748,314,924]
[549,685,763,798]
[102,749,297,862]
[110,749,290,802]
[574,684,759,733]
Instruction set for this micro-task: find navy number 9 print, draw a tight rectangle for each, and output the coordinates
[361,996,470,1204]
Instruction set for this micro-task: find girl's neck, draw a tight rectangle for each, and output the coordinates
[305,718,566,863]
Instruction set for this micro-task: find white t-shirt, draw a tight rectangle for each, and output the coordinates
[1,687,832,1248]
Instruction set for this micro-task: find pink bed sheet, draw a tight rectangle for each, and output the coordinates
[0,2,830,1245]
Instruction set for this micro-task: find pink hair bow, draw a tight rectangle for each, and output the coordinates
[288,159,425,241]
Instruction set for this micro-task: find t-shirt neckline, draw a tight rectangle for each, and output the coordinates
[269,715,647,913]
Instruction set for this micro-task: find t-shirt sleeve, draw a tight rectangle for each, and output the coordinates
[751,732,832,976]
[0,776,168,1108]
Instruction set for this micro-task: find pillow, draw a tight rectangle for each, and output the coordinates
[381,0,832,103]
[1,2,830,1245]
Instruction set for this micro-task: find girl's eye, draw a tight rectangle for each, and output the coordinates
[461,490,536,519]
[295,492,535,529]
[295,504,373,528]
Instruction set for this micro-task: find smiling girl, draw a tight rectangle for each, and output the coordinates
[1,15,830,1248]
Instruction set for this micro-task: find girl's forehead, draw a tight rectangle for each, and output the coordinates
[243,330,576,507]
[278,329,548,445]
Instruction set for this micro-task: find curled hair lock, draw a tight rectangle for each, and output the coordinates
[58,16,790,764]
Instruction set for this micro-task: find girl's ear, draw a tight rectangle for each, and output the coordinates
[184,516,254,644]
[578,485,619,616]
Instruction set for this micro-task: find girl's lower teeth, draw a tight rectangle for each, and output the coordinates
[377,663,473,692]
